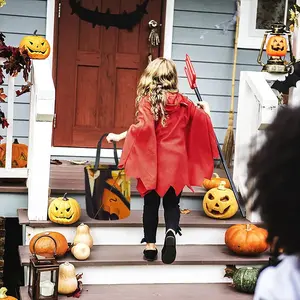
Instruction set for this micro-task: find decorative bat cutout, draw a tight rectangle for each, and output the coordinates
[69,0,149,30]
[271,61,300,94]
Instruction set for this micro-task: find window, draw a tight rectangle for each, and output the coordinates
[238,0,296,49]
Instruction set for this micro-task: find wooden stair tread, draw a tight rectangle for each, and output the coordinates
[20,283,253,300]
[19,244,269,266]
[18,209,256,228]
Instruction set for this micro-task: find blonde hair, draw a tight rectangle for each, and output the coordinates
[136,57,178,126]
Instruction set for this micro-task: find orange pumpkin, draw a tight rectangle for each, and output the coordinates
[202,173,230,190]
[0,139,28,168]
[266,35,287,57]
[29,231,69,258]
[225,224,268,255]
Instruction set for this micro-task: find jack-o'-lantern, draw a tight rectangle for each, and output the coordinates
[203,181,238,219]
[0,139,28,168]
[266,35,288,57]
[48,193,81,225]
[19,30,50,59]
[101,178,130,220]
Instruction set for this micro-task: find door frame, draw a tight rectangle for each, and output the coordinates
[46,0,175,158]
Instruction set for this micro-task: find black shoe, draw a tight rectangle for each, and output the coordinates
[162,229,176,264]
[143,248,158,261]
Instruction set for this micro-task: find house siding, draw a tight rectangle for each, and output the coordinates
[0,0,261,148]
[172,0,261,145]
[0,0,47,145]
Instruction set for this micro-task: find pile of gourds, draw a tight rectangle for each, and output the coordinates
[29,223,94,295]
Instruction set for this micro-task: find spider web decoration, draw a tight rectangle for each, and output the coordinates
[69,0,149,30]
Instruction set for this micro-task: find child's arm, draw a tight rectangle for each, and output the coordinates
[197,101,211,117]
[106,131,128,143]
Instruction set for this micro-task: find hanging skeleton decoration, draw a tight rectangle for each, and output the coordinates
[148,20,161,63]
[69,0,149,30]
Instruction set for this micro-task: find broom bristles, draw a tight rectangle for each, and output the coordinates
[221,126,234,169]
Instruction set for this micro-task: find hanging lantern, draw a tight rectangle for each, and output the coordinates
[28,234,59,300]
[257,22,295,73]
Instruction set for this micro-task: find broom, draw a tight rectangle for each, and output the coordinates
[221,0,240,168]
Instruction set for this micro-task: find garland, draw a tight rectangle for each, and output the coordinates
[289,4,300,32]
[69,0,149,30]
[0,33,32,140]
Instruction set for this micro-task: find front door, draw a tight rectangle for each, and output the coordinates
[53,0,164,147]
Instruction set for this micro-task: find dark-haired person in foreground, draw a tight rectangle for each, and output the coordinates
[247,106,300,300]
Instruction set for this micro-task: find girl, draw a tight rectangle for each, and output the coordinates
[107,58,218,264]
[247,106,300,299]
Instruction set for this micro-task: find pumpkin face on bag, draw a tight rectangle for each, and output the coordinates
[19,30,50,59]
[48,193,81,225]
[266,35,287,57]
[0,139,28,168]
[203,181,238,219]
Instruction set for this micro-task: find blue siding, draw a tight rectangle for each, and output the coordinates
[172,0,261,145]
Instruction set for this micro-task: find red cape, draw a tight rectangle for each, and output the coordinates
[119,93,219,197]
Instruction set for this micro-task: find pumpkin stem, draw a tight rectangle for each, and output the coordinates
[246,224,252,231]
[217,181,227,191]
[63,193,68,200]
[0,287,8,299]
[13,139,19,144]
[33,29,38,35]
[224,265,238,279]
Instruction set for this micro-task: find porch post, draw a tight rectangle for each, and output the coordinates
[289,0,300,107]
[27,60,55,221]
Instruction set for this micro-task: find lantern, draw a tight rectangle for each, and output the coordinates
[28,235,59,300]
[257,22,295,73]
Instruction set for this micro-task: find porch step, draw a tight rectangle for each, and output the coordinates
[19,244,268,284]
[19,283,253,300]
[19,209,255,245]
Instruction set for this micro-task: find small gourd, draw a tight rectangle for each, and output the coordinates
[0,287,17,300]
[71,242,90,260]
[73,223,93,248]
[58,262,78,295]
[225,265,260,294]
[202,173,230,190]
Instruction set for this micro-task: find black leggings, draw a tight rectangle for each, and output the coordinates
[142,187,182,243]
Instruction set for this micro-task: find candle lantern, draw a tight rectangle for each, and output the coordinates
[257,22,295,73]
[28,235,59,300]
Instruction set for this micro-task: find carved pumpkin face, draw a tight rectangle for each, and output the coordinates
[203,181,238,219]
[0,139,28,168]
[19,31,50,59]
[48,193,81,225]
[266,35,287,57]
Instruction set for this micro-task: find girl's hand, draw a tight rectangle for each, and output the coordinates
[106,133,120,143]
[197,101,211,117]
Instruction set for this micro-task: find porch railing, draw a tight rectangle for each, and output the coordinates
[233,71,279,222]
[0,59,55,221]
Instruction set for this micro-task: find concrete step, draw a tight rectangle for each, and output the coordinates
[19,244,268,285]
[20,283,253,300]
[18,209,254,245]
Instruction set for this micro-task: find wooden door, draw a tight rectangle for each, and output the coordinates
[53,0,164,148]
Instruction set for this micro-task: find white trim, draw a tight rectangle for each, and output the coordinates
[239,0,291,49]
[51,146,121,158]
[46,0,55,74]
[49,0,175,157]
[163,0,175,59]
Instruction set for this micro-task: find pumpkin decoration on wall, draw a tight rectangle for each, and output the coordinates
[202,173,230,190]
[203,181,238,219]
[29,231,69,258]
[19,30,50,59]
[266,35,288,57]
[48,193,81,225]
[225,224,268,255]
[225,265,260,294]
[0,139,28,168]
